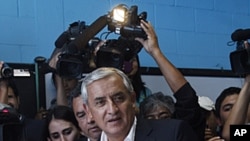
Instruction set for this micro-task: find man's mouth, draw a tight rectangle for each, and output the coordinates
[108,117,121,123]
[89,126,101,132]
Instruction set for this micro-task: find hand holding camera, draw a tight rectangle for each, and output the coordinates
[230,29,250,75]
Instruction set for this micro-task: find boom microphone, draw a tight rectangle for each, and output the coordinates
[231,28,250,41]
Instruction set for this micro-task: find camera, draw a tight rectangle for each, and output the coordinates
[51,4,147,78]
[230,28,250,75]
[96,36,142,73]
[1,63,13,79]
[107,4,147,40]
[0,103,25,141]
[53,21,99,78]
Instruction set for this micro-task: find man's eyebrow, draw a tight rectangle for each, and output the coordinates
[93,91,126,100]
[94,96,106,101]
[112,92,124,97]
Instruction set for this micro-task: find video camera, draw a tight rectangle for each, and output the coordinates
[53,21,99,79]
[0,63,13,79]
[51,4,147,78]
[96,36,142,73]
[230,29,250,75]
[0,103,25,141]
[107,4,147,40]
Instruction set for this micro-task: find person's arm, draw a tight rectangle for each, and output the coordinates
[221,74,250,141]
[222,41,250,141]
[135,20,186,93]
[136,21,206,141]
[48,52,68,106]
[54,74,68,106]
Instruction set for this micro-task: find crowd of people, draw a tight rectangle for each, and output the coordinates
[0,19,249,141]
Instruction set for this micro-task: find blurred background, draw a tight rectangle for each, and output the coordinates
[1,0,249,70]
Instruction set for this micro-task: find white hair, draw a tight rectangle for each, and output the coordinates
[80,67,134,104]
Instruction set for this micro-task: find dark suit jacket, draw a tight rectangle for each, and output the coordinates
[134,118,199,141]
[22,118,47,141]
[75,135,88,141]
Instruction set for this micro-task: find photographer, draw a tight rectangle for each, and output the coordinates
[46,48,82,108]
[220,41,250,141]
[0,61,19,110]
[0,61,47,141]
[42,20,98,109]
[135,20,206,141]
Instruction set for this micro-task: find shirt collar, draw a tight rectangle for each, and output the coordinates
[100,117,137,141]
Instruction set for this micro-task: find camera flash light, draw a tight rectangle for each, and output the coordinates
[113,8,126,22]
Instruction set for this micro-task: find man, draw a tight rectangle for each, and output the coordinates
[138,19,205,140]
[0,66,20,111]
[80,67,198,141]
[0,61,47,141]
[214,41,250,141]
[80,20,200,141]
[215,77,250,140]
[5,79,20,109]
[71,83,102,141]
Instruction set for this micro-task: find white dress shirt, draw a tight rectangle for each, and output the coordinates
[100,117,137,141]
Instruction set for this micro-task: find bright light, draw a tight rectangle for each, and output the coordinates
[113,8,125,22]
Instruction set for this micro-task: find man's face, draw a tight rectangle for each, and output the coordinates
[219,94,238,125]
[72,96,102,140]
[7,87,19,109]
[86,74,136,139]
[62,78,78,96]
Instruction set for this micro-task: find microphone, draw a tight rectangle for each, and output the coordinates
[231,29,250,41]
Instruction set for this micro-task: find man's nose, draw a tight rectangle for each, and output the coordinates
[107,99,119,115]
[87,114,95,124]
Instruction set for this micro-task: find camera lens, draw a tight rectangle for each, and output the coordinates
[1,64,13,78]
[57,56,83,79]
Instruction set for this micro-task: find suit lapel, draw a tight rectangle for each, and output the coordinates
[134,119,155,141]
